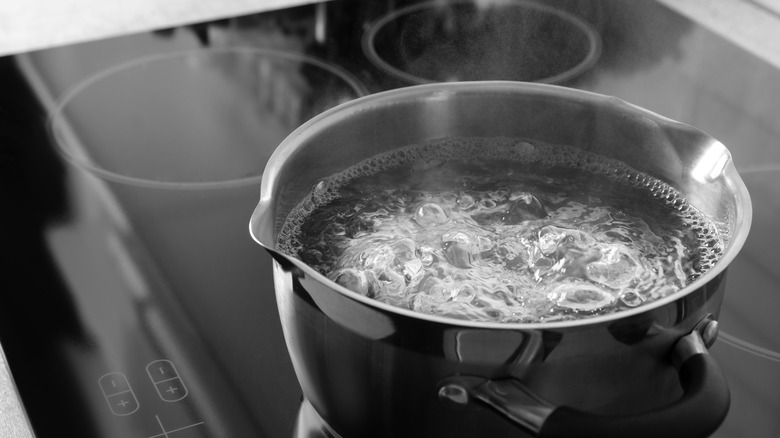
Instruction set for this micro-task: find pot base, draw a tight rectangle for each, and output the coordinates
[293,399,342,438]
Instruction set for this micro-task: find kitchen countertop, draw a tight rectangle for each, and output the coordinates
[658,0,780,70]
[4,0,780,63]
[0,346,33,438]
[0,0,315,56]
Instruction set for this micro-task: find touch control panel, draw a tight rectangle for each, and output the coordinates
[98,359,206,437]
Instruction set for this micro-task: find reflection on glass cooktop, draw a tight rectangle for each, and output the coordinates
[3,0,780,437]
[711,167,780,438]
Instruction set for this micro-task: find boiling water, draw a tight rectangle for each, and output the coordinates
[278,138,723,323]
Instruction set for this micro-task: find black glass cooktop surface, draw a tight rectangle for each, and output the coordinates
[2,1,779,437]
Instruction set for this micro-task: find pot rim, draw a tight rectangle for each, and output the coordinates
[251,81,753,330]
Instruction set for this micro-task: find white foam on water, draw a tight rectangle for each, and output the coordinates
[278,137,723,323]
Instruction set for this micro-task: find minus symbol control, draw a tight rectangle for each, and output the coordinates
[146,359,188,402]
[98,372,140,416]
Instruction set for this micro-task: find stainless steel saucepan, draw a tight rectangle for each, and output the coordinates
[250,82,751,437]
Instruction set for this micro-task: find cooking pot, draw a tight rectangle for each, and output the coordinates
[249,82,751,437]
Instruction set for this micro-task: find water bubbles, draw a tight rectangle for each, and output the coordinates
[479,199,498,209]
[311,179,328,200]
[374,267,407,295]
[416,246,437,266]
[505,193,547,223]
[287,137,724,323]
[343,237,393,269]
[496,237,529,270]
[538,227,567,256]
[440,192,459,207]
[442,229,484,268]
[331,236,421,296]
[443,241,476,268]
[387,190,413,211]
[515,140,536,154]
[310,179,339,205]
[472,192,547,226]
[548,283,616,312]
[450,284,477,303]
[586,244,643,290]
[536,226,595,257]
[403,259,424,285]
[390,238,416,262]
[456,192,476,210]
[332,268,371,296]
[417,276,449,300]
[409,293,438,313]
[619,290,644,307]
[413,202,449,227]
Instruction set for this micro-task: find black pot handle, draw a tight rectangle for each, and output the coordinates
[439,321,730,438]
[538,343,728,438]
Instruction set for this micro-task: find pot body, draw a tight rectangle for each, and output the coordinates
[251,82,751,437]
[276,260,725,437]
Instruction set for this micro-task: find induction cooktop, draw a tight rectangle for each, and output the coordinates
[2,1,779,437]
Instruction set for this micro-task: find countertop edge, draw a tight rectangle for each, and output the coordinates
[0,344,35,438]
[658,0,780,71]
